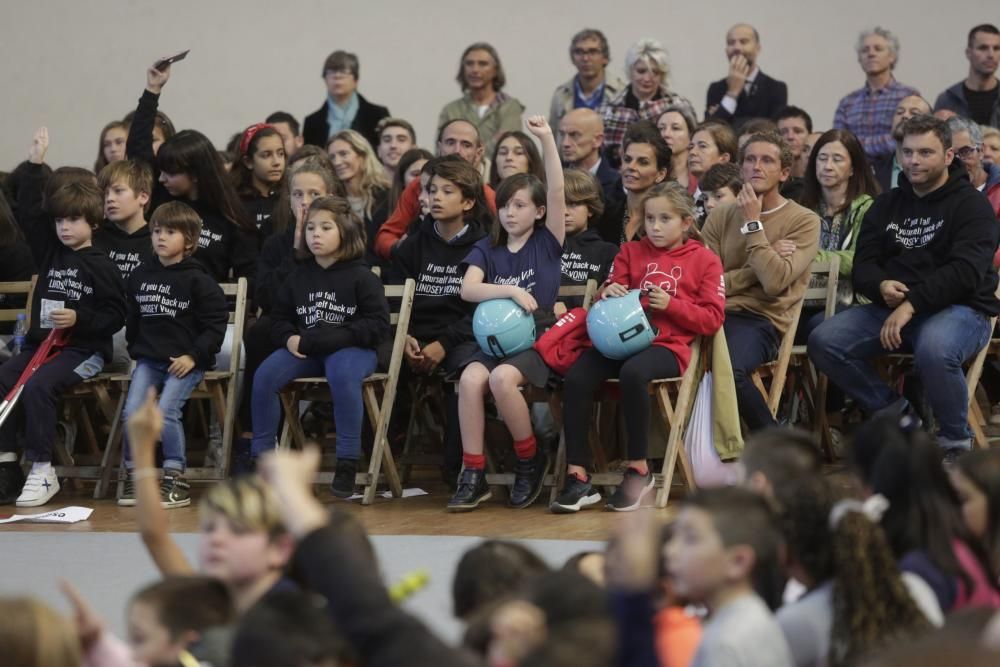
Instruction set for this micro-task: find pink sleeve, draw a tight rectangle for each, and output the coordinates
[86,631,141,667]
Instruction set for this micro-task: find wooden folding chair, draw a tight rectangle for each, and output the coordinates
[784,258,841,459]
[749,293,807,420]
[884,282,1000,451]
[95,279,249,497]
[278,279,416,504]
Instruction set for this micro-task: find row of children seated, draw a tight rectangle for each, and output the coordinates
[5,403,999,667]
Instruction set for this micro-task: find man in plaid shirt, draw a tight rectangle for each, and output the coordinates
[834,26,919,161]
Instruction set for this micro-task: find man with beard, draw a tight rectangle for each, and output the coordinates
[873,95,932,191]
[810,115,999,464]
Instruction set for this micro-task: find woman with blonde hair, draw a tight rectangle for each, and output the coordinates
[327,129,391,267]
[600,38,696,164]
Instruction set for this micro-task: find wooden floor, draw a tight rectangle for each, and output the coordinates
[1,472,677,542]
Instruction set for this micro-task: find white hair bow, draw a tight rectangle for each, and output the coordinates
[828,493,890,530]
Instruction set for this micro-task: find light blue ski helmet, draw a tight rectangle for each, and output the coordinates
[473,298,536,359]
[586,289,657,360]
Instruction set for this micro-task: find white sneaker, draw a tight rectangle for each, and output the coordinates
[16,466,60,507]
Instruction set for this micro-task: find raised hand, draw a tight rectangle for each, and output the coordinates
[59,579,104,653]
[257,445,326,539]
[524,115,552,139]
[29,127,49,165]
[146,59,172,94]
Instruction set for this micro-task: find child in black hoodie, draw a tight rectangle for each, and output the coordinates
[560,169,618,309]
[0,179,126,508]
[252,196,389,497]
[393,156,490,481]
[126,60,258,287]
[119,202,228,508]
[96,159,155,371]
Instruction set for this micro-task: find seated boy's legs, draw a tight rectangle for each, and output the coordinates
[323,347,377,497]
[1,347,102,506]
[910,304,991,451]
[724,312,780,432]
[250,350,323,459]
[449,362,493,510]
[440,341,479,481]
[488,358,547,508]
[809,304,916,415]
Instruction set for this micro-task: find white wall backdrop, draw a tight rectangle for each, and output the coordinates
[0,0,992,169]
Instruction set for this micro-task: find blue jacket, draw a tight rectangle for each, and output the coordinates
[934,81,1000,127]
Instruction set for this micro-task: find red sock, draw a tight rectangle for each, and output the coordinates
[463,453,486,470]
[629,463,649,476]
[513,435,537,460]
[570,471,588,483]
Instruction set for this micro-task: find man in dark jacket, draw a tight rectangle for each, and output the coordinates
[809,115,1000,461]
[934,24,1000,128]
[705,24,788,131]
[303,50,390,150]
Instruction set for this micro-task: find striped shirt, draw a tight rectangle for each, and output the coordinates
[833,77,919,160]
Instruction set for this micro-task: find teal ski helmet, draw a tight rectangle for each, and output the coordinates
[473,298,536,359]
[586,289,657,360]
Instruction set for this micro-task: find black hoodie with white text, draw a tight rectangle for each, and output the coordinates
[561,227,618,302]
[126,256,229,369]
[271,258,389,356]
[853,160,1000,316]
[393,217,487,350]
[94,223,153,282]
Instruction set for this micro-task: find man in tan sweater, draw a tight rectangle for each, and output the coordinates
[702,131,820,430]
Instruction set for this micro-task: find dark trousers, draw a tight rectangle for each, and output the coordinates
[724,312,780,432]
[0,346,103,462]
[562,346,680,467]
[239,315,277,428]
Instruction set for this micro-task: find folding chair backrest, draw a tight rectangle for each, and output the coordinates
[0,277,36,328]
[383,279,417,379]
[803,256,841,320]
[220,279,249,369]
[556,279,599,312]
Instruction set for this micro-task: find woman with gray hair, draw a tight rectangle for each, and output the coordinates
[599,38,696,165]
[438,42,524,159]
[833,26,919,161]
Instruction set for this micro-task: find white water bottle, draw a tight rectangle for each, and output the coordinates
[12,313,27,356]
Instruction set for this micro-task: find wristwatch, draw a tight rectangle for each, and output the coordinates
[740,220,763,235]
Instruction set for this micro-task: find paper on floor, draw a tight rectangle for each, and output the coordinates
[0,506,94,524]
[346,488,428,502]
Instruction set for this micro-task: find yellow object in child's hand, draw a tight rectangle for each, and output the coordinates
[389,569,430,603]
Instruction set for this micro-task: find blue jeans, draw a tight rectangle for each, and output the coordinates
[808,304,991,448]
[251,347,376,459]
[724,312,780,432]
[123,359,205,472]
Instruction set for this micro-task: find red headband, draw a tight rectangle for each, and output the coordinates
[239,123,275,157]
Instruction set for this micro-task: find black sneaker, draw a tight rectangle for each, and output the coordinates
[160,471,191,509]
[508,449,549,509]
[0,461,25,505]
[606,468,655,512]
[117,477,136,507]
[331,459,359,499]
[550,474,602,513]
[447,468,492,512]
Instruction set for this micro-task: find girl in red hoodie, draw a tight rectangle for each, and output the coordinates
[551,181,725,513]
